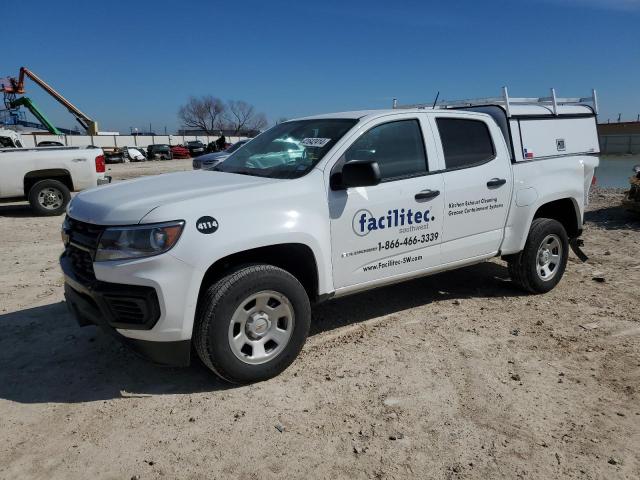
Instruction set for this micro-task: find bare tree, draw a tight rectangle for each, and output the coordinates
[178,96,226,135]
[224,100,268,135]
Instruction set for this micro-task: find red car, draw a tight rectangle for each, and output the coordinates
[170,145,190,159]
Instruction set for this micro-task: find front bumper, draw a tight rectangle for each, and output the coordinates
[61,253,191,367]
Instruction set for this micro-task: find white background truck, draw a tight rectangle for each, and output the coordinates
[60,89,600,383]
[0,128,108,215]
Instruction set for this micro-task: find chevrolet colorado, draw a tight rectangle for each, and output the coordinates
[60,89,600,383]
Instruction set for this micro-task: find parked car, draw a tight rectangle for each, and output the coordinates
[185,140,206,157]
[206,141,232,153]
[61,89,600,383]
[147,144,172,160]
[622,164,640,213]
[170,145,190,159]
[0,128,23,148]
[102,147,125,164]
[37,140,65,147]
[192,139,250,170]
[123,146,146,162]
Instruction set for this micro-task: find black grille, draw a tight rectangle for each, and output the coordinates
[67,245,96,282]
[64,216,105,283]
[103,296,147,325]
[65,217,104,250]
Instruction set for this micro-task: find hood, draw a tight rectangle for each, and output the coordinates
[68,170,275,225]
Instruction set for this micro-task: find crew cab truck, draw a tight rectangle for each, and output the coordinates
[60,89,599,383]
[0,128,109,215]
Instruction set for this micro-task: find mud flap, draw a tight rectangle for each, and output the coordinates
[569,238,588,262]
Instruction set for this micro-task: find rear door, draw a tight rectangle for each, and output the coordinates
[428,113,512,264]
[328,114,445,290]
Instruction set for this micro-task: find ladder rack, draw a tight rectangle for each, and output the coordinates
[392,87,598,117]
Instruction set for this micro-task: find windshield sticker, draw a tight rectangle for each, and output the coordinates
[301,138,331,148]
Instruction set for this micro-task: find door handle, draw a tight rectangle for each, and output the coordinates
[414,189,440,201]
[486,178,507,188]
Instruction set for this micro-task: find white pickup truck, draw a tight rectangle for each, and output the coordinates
[0,128,109,215]
[60,89,600,383]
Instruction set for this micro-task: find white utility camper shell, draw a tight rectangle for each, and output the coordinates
[394,87,600,162]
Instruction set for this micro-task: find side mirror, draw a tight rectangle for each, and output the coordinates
[332,159,381,189]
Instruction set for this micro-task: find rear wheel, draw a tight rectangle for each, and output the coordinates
[28,179,71,216]
[194,265,311,384]
[507,218,569,293]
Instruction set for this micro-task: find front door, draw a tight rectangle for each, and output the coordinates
[328,117,445,290]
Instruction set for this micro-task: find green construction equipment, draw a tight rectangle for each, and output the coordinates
[9,97,62,135]
[1,67,98,135]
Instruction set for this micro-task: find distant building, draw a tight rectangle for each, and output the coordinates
[597,121,640,135]
[597,121,640,154]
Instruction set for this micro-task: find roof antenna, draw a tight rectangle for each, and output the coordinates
[432,91,440,109]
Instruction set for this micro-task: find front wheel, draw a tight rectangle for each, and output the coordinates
[193,265,311,384]
[28,179,71,216]
[507,218,569,293]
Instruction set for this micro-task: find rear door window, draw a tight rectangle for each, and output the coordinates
[436,118,495,169]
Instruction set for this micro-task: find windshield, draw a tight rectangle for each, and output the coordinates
[213,119,357,179]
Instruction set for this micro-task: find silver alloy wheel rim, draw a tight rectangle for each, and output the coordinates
[228,290,294,365]
[536,234,562,281]
[38,187,64,210]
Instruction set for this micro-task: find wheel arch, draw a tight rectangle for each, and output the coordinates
[24,169,74,195]
[532,197,581,238]
[197,243,320,306]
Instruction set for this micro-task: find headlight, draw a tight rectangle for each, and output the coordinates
[95,220,185,261]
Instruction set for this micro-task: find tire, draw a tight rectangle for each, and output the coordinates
[507,218,569,293]
[28,179,71,216]
[193,265,311,384]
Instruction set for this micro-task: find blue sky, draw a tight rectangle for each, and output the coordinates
[1,0,639,133]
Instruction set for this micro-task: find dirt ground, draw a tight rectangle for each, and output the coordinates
[0,161,638,480]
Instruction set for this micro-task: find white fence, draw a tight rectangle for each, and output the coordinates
[19,133,246,149]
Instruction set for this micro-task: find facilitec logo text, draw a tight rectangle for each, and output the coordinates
[352,208,434,236]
